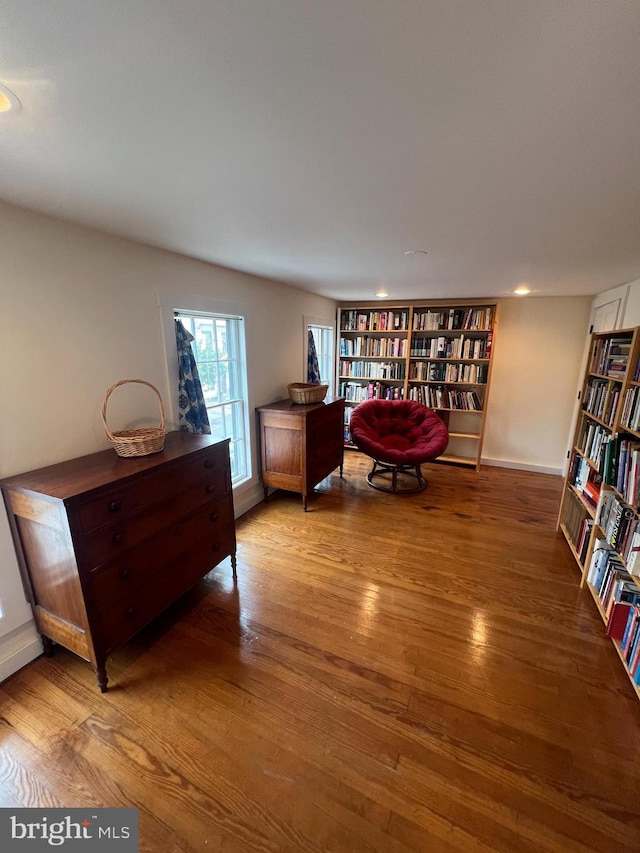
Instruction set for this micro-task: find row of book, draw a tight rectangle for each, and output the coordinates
[408,386,482,410]
[339,336,407,358]
[409,334,491,360]
[610,439,640,508]
[590,334,633,378]
[338,381,405,403]
[620,385,640,433]
[340,310,409,332]
[579,421,610,468]
[338,360,406,380]
[409,362,488,384]
[596,489,640,573]
[412,307,494,332]
[583,377,618,426]
[587,544,640,683]
[570,454,601,508]
[562,487,595,553]
[582,433,640,506]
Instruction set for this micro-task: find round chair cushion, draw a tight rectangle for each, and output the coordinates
[349,399,449,466]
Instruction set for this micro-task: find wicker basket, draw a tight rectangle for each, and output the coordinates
[287,382,329,404]
[102,379,167,457]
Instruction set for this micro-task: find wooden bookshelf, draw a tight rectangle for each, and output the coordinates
[337,300,497,471]
[558,326,640,698]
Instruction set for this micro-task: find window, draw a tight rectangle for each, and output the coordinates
[308,323,335,394]
[175,310,250,486]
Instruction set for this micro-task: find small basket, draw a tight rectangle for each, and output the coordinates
[287,382,329,404]
[102,379,167,457]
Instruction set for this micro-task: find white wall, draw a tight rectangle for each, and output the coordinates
[0,200,336,677]
[482,296,592,473]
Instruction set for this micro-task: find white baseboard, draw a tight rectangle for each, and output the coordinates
[233,482,265,518]
[0,620,41,684]
[481,457,563,476]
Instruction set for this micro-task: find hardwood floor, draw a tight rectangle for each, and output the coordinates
[1,451,639,852]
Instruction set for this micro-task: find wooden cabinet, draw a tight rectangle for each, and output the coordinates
[258,397,345,510]
[338,301,497,470]
[0,432,236,691]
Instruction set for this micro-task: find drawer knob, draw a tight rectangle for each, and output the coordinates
[108,500,121,513]
[204,459,215,469]
[210,512,219,522]
[206,484,216,494]
[112,533,124,545]
[124,606,135,618]
[119,568,132,581]
[212,543,220,552]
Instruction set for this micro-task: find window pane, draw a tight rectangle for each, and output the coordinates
[309,324,335,394]
[175,310,250,486]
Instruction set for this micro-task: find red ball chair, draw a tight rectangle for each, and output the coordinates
[349,399,449,493]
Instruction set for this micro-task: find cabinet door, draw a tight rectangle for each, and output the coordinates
[305,403,343,488]
[260,411,304,492]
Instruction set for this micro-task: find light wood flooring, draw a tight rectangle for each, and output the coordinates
[1,452,639,852]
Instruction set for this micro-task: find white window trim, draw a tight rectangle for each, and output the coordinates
[158,291,259,502]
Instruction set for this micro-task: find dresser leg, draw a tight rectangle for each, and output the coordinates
[263,486,269,501]
[95,664,109,693]
[231,552,237,581]
[302,495,308,511]
[41,635,55,657]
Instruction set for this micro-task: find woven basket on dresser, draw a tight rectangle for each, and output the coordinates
[102,379,167,457]
[287,383,329,404]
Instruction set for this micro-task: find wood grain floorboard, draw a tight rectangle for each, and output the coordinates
[0,451,639,851]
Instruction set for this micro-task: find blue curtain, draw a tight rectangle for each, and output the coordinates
[307,329,322,383]
[175,319,211,434]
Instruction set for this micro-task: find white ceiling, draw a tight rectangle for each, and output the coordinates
[1,1,639,302]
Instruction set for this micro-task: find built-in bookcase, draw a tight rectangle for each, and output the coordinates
[337,300,498,470]
[557,326,640,698]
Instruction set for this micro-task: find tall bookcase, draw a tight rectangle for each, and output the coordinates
[337,300,497,470]
[557,326,640,698]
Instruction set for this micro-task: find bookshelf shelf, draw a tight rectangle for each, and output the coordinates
[338,301,497,470]
[437,454,477,467]
[558,326,640,698]
[448,432,480,440]
[581,410,615,430]
[586,582,608,622]
[560,522,587,573]
[574,447,600,471]
[568,484,597,518]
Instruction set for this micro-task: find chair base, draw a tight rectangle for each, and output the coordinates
[366,460,427,494]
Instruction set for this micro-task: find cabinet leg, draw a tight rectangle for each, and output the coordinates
[339,461,344,478]
[263,486,269,501]
[302,495,308,511]
[231,552,237,581]
[95,664,109,693]
[41,635,55,657]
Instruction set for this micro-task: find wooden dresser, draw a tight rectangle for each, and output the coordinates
[0,432,236,691]
[257,397,345,510]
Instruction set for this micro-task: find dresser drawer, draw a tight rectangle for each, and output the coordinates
[77,442,229,533]
[79,469,229,570]
[89,494,234,609]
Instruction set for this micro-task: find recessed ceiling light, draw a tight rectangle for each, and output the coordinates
[513,286,532,296]
[0,83,20,114]
[375,290,389,298]
[404,250,428,256]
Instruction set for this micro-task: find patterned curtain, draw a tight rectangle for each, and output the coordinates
[307,329,322,383]
[175,319,211,434]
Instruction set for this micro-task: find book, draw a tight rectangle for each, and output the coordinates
[606,602,633,640]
